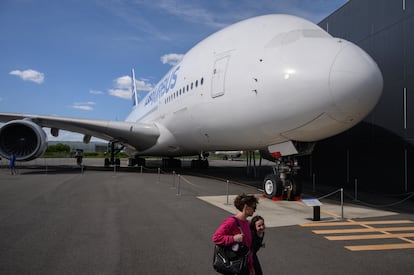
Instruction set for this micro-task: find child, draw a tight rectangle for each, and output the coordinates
[250,215,265,275]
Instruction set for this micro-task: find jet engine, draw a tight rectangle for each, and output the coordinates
[0,119,48,161]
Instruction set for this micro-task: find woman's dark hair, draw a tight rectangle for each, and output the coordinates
[250,215,264,232]
[234,193,258,211]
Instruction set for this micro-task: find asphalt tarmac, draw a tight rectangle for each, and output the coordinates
[1,160,414,274]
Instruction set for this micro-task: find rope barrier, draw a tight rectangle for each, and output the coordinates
[345,191,414,208]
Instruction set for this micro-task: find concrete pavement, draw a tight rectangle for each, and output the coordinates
[0,164,413,274]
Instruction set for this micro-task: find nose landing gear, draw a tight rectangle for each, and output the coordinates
[263,158,301,200]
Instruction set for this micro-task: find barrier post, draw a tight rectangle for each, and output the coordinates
[172,171,176,188]
[354,179,358,201]
[177,174,181,196]
[341,188,344,220]
[226,180,230,205]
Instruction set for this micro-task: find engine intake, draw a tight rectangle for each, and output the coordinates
[0,119,48,161]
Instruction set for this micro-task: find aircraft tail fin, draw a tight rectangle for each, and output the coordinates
[131,68,139,107]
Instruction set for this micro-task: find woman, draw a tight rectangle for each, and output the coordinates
[250,215,265,275]
[212,193,258,275]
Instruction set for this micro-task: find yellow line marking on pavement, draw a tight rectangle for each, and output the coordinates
[346,219,414,245]
[300,220,414,227]
[345,243,414,251]
[326,233,414,241]
[300,218,414,251]
[313,227,414,234]
[320,209,341,219]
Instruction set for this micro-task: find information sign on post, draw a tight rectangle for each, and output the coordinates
[301,198,322,207]
[301,198,322,221]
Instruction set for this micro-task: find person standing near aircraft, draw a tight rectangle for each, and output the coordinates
[212,194,258,275]
[250,215,265,275]
[9,153,16,175]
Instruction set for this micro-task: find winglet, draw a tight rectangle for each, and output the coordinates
[131,68,139,106]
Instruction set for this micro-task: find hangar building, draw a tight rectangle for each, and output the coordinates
[304,0,413,194]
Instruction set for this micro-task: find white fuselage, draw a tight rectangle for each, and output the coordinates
[125,14,382,157]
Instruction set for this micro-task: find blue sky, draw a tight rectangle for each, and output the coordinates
[0,0,348,141]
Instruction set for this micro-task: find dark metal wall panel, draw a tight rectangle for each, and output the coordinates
[406,15,414,137]
[308,0,414,194]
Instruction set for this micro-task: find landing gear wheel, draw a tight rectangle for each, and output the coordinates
[263,174,283,199]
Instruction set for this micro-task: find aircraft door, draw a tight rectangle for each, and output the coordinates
[211,56,229,98]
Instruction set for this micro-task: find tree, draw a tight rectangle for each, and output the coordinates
[46,143,71,153]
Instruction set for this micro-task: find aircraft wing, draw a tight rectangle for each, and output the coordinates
[0,112,160,150]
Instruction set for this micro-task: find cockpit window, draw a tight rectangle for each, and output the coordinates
[266,29,330,48]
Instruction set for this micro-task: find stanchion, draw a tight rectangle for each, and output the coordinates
[317,188,346,221]
[177,174,181,196]
[45,159,48,175]
[140,165,143,174]
[354,178,358,201]
[341,188,344,220]
[225,180,230,205]
[172,171,176,188]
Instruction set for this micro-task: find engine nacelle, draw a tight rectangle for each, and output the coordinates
[0,119,48,161]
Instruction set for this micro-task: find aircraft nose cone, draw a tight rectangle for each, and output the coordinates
[329,41,383,123]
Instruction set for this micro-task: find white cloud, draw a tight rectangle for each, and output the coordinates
[72,105,93,111]
[115,75,131,89]
[135,78,153,91]
[148,1,228,29]
[108,88,131,100]
[161,53,184,66]
[108,75,153,100]
[9,69,45,84]
[90,90,104,95]
[108,75,132,100]
[71,101,95,111]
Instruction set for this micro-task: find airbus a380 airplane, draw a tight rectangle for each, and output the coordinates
[0,14,382,198]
